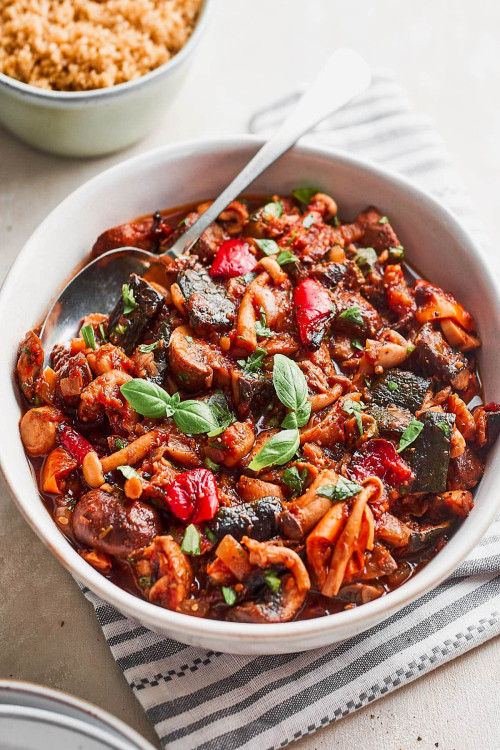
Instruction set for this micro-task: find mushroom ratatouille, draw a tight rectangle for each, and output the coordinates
[17,190,500,623]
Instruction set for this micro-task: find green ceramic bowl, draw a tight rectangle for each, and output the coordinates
[0,0,211,158]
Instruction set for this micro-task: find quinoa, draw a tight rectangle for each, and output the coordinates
[0,0,203,91]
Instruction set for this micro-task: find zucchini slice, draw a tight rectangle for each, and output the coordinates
[371,369,431,413]
[402,411,456,493]
[209,496,282,542]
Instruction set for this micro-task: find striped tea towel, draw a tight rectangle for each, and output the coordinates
[80,71,500,750]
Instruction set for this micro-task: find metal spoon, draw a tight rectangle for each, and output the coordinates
[41,48,371,360]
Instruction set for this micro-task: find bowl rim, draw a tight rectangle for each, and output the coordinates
[2,134,500,647]
[0,0,212,105]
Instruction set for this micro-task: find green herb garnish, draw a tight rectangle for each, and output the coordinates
[138,341,160,353]
[388,245,405,260]
[204,457,220,472]
[255,307,272,338]
[139,576,152,588]
[339,306,364,327]
[397,418,424,453]
[276,250,299,266]
[255,238,280,256]
[80,324,97,350]
[317,476,364,502]
[282,466,308,497]
[342,398,365,436]
[117,465,140,480]
[352,339,364,351]
[354,247,377,272]
[206,390,236,437]
[302,213,315,229]
[438,422,451,437]
[238,347,267,375]
[248,429,300,471]
[115,438,125,450]
[264,201,283,219]
[378,216,389,224]
[181,524,201,556]
[264,570,281,595]
[222,586,237,606]
[122,283,137,314]
[205,526,218,544]
[387,381,398,392]
[292,187,319,204]
[99,323,107,342]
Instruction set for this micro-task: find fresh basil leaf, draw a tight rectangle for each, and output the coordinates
[80,324,97,351]
[388,245,405,260]
[238,347,267,375]
[181,524,201,556]
[387,380,398,391]
[354,247,377,272]
[255,307,272,338]
[264,569,281,594]
[174,400,220,435]
[117,465,140,480]
[282,465,308,496]
[276,250,299,266]
[203,457,220,472]
[206,391,235,437]
[332,216,340,227]
[184,335,194,344]
[281,400,311,429]
[249,429,300,471]
[222,586,237,606]
[339,306,364,327]
[273,354,308,412]
[343,398,365,436]
[286,229,297,246]
[237,271,258,285]
[138,576,152,588]
[138,341,159,353]
[264,201,283,219]
[378,215,389,224]
[397,417,424,453]
[316,476,363,502]
[292,187,319,205]
[352,338,364,351]
[122,283,137,315]
[255,238,280,256]
[302,213,315,229]
[120,379,175,418]
[407,344,415,355]
[115,438,125,451]
[281,411,298,429]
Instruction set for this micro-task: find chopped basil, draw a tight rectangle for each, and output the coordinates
[264,569,281,595]
[222,586,237,606]
[407,344,416,355]
[204,457,220,472]
[184,336,194,344]
[354,247,377,272]
[138,341,160,353]
[292,187,319,204]
[138,576,152,588]
[352,338,364,351]
[332,216,340,227]
[122,283,137,314]
[388,245,405,260]
[302,213,316,229]
[387,381,398,391]
[115,438,125,450]
[273,354,308,412]
[276,250,299,266]
[237,271,258,284]
[238,347,267,375]
[397,418,424,453]
[114,323,127,336]
[181,524,201,556]
[255,238,280,256]
[343,398,365,436]
[205,526,218,544]
[248,429,300,471]
[281,399,311,429]
[80,324,97,351]
[264,201,283,219]
[438,422,451,437]
[117,465,140,480]
[378,216,389,224]
[317,476,363,502]
[339,306,364,327]
[255,307,272,338]
[286,229,297,246]
[282,465,308,497]
[206,390,236,437]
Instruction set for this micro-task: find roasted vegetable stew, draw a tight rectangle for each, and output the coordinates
[17,192,500,623]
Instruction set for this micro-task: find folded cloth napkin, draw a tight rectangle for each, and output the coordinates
[80,71,500,750]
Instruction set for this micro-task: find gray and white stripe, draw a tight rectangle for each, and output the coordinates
[81,71,500,749]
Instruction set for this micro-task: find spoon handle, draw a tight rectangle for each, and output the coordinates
[165,48,371,259]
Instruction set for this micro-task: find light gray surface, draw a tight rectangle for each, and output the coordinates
[1,1,499,748]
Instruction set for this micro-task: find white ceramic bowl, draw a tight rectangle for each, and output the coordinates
[0,0,211,158]
[1,137,499,654]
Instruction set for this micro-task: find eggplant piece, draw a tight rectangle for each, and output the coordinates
[403,521,452,555]
[107,274,165,354]
[448,446,484,490]
[231,370,275,420]
[403,411,456,493]
[337,583,385,604]
[371,369,431,413]
[368,404,413,438]
[177,268,235,331]
[331,289,382,338]
[415,324,470,390]
[310,260,364,291]
[209,496,282,542]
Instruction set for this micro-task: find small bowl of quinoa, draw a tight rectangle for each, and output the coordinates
[0,0,211,157]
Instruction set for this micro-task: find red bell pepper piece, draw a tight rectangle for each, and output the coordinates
[293,278,333,349]
[42,446,77,494]
[209,239,256,279]
[166,468,220,523]
[350,439,413,488]
[59,424,94,465]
